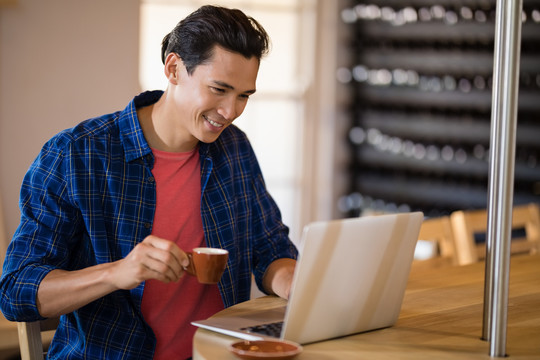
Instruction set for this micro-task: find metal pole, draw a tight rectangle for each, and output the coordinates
[485,0,522,357]
[482,0,505,341]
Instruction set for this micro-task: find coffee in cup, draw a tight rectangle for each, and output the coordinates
[185,247,229,284]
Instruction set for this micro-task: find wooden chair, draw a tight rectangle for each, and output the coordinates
[450,203,540,265]
[17,317,58,360]
[415,216,458,266]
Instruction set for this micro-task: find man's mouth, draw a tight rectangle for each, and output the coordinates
[203,115,223,128]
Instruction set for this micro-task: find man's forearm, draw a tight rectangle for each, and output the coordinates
[37,264,119,318]
[37,236,188,318]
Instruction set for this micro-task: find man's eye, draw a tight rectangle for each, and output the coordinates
[211,87,225,93]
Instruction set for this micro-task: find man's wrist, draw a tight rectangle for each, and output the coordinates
[262,258,296,299]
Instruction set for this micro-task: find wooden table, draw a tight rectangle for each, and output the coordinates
[193,255,540,359]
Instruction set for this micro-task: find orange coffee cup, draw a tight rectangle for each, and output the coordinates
[185,247,229,284]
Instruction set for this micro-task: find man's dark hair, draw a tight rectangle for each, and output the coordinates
[161,5,270,74]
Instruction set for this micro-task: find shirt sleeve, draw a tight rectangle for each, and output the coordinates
[0,136,82,321]
[245,141,298,292]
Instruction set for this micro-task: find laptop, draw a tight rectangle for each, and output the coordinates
[192,211,424,345]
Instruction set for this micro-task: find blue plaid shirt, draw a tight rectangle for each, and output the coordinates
[0,90,298,359]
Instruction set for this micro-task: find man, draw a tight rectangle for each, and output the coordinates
[0,5,297,359]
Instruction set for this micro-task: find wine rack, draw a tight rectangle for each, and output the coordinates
[337,0,540,217]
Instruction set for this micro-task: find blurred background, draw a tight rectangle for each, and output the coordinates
[0,0,540,356]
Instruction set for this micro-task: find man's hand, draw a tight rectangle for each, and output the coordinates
[110,235,190,290]
[262,258,297,300]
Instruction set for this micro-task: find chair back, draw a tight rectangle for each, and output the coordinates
[450,203,540,265]
[416,216,458,265]
[17,317,58,360]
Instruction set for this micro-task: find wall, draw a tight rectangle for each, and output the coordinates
[303,0,350,224]
[0,0,141,265]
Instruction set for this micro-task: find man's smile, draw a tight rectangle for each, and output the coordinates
[203,115,224,128]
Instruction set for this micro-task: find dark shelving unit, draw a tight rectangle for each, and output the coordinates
[338,0,540,217]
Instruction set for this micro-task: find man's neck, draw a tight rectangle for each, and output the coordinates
[138,93,198,153]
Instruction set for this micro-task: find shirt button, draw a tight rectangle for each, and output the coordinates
[147,176,155,183]
[144,223,151,229]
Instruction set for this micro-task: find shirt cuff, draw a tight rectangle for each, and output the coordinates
[0,263,54,322]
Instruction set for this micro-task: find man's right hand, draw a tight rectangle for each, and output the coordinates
[110,235,190,290]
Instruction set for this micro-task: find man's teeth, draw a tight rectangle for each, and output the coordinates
[205,116,223,128]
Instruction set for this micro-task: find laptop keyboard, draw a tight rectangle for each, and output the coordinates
[240,321,284,337]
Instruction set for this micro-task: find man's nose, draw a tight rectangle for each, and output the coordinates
[218,97,239,121]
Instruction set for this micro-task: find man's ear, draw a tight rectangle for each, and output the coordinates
[164,53,181,85]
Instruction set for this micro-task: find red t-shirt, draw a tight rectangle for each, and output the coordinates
[141,146,224,360]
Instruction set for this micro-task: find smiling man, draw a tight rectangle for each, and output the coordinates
[0,5,298,360]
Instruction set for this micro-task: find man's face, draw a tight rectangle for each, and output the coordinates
[170,46,260,145]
